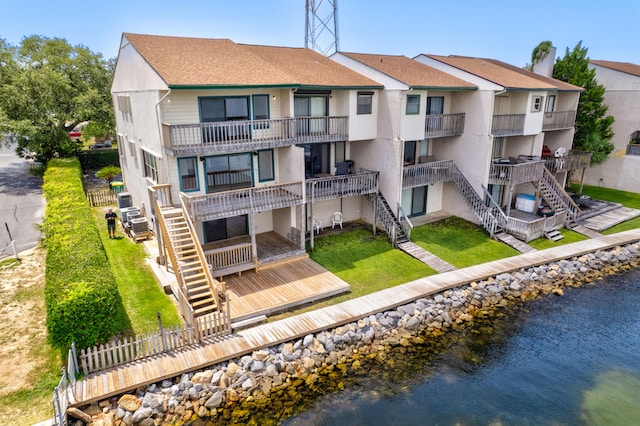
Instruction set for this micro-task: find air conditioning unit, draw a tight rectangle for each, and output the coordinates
[117,192,132,209]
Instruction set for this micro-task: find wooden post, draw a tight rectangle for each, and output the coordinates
[157,312,167,351]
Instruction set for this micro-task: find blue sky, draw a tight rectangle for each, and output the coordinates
[1,0,638,67]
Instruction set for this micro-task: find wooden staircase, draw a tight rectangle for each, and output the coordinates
[544,226,564,242]
[536,168,582,223]
[368,191,409,247]
[157,206,221,319]
[450,164,504,237]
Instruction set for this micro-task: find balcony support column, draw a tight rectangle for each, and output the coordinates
[250,212,258,263]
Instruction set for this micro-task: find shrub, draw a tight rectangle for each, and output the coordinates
[77,149,120,170]
[42,158,127,350]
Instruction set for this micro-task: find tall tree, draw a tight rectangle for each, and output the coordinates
[551,41,614,166]
[0,35,114,163]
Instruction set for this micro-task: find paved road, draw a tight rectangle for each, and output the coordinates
[0,143,45,259]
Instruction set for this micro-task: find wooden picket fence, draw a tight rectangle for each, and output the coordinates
[86,188,117,207]
[77,311,231,375]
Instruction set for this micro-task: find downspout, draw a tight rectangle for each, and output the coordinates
[153,89,172,265]
[396,87,413,218]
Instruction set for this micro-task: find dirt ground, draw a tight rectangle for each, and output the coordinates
[0,246,49,394]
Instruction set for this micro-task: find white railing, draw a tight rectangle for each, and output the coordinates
[504,210,568,242]
[402,160,453,189]
[542,110,577,131]
[543,151,591,173]
[182,181,304,222]
[307,171,379,202]
[489,160,545,186]
[424,113,465,138]
[626,144,640,156]
[397,204,414,240]
[164,116,348,154]
[491,114,525,136]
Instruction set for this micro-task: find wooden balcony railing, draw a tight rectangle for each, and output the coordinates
[626,144,640,156]
[489,160,545,186]
[307,171,379,202]
[543,150,591,173]
[181,181,304,222]
[491,114,525,136]
[402,160,454,189]
[542,110,577,131]
[504,210,568,242]
[163,116,348,155]
[204,242,255,277]
[424,113,465,138]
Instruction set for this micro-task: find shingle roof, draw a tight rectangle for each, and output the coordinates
[123,33,382,89]
[590,60,640,78]
[340,52,476,90]
[426,55,582,91]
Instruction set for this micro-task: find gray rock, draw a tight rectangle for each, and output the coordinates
[303,333,314,347]
[205,390,224,409]
[131,406,153,424]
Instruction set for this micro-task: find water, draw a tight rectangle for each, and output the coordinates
[282,269,640,426]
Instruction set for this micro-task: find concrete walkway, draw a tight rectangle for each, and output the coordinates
[71,228,640,406]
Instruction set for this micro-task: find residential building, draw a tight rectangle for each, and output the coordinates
[585,60,640,192]
[111,33,385,316]
[413,54,586,241]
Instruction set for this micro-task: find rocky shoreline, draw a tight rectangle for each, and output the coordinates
[69,242,640,425]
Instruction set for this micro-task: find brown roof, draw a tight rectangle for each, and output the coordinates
[590,60,640,78]
[340,52,476,90]
[122,33,381,89]
[426,55,582,91]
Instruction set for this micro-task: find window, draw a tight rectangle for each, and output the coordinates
[295,90,329,134]
[200,97,250,141]
[335,141,345,164]
[545,95,556,113]
[257,149,274,182]
[128,136,136,156]
[531,95,543,112]
[404,141,417,165]
[410,186,427,216]
[357,92,373,114]
[204,153,252,193]
[178,157,198,191]
[142,150,158,182]
[299,143,330,178]
[252,95,270,120]
[406,95,420,115]
[117,95,132,122]
[203,215,248,242]
[491,137,504,161]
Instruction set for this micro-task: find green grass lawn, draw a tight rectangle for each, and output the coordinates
[528,228,589,250]
[410,216,520,267]
[310,229,437,299]
[92,207,181,334]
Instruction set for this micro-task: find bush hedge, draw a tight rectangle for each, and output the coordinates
[42,158,127,350]
[76,148,120,171]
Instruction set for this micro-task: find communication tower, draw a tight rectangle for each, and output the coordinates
[305,0,340,56]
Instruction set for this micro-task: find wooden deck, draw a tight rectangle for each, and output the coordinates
[72,229,640,407]
[226,257,351,322]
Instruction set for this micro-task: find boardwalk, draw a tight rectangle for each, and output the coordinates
[71,228,640,407]
[398,241,457,272]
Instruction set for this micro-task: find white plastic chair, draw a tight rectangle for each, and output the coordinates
[312,218,322,234]
[332,211,343,229]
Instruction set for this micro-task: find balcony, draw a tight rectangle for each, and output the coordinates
[542,110,577,131]
[163,116,349,156]
[491,114,525,137]
[626,144,640,156]
[489,159,545,186]
[424,113,465,138]
[543,151,591,173]
[181,181,304,222]
[402,160,453,189]
[306,171,379,202]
